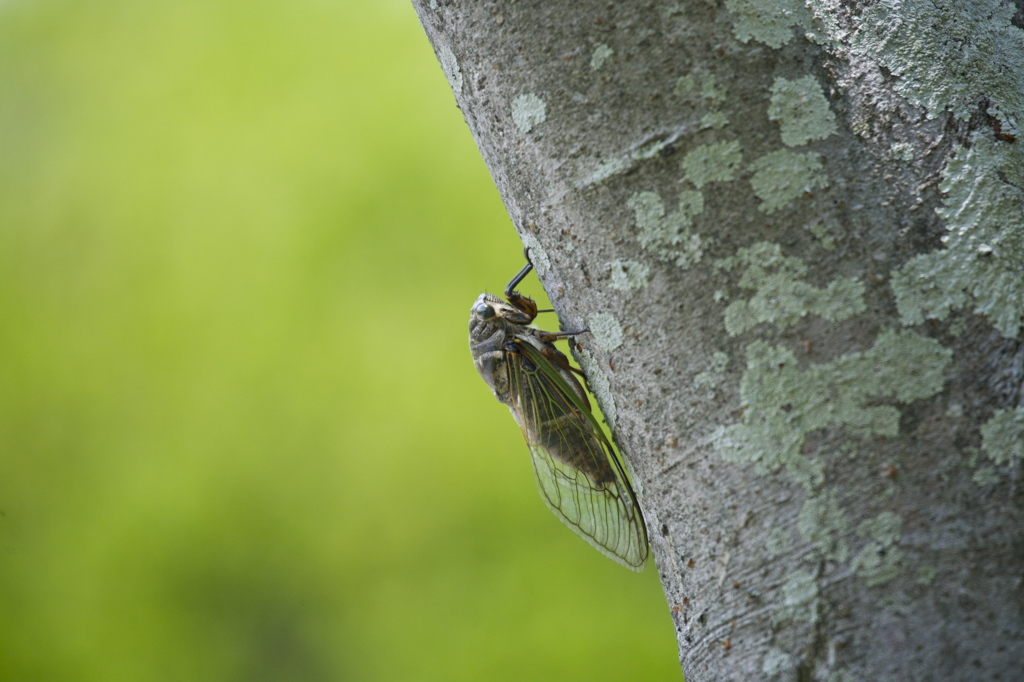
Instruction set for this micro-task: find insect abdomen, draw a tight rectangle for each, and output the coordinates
[529,412,616,485]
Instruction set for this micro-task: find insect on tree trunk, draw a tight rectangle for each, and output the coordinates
[411,1,1024,680]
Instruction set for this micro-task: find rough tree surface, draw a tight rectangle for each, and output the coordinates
[412,1,1024,680]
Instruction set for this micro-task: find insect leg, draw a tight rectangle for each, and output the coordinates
[536,329,587,342]
[505,260,533,298]
[505,249,539,319]
[534,329,593,389]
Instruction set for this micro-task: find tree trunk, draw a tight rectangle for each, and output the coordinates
[411,1,1024,679]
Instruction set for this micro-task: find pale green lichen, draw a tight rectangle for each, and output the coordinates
[857,532,902,576]
[725,0,813,49]
[693,371,717,391]
[851,512,904,586]
[511,93,547,133]
[773,568,819,624]
[519,232,550,275]
[762,647,796,676]
[674,73,727,104]
[980,406,1024,466]
[710,351,729,373]
[589,312,624,352]
[767,75,838,147]
[799,492,849,562]
[891,141,916,162]
[805,219,837,251]
[682,140,743,189]
[700,74,728,105]
[673,75,695,96]
[948,317,967,338]
[891,135,1024,338]
[748,149,827,214]
[590,43,613,70]
[701,112,730,129]
[803,1,848,47]
[671,72,729,130]
[576,348,616,428]
[715,241,866,336]
[693,351,729,392]
[608,260,649,290]
[764,527,790,558]
[674,73,730,128]
[438,45,462,94]
[590,157,628,184]
[714,330,952,487]
[973,467,1001,486]
[858,511,902,545]
[626,190,705,268]
[849,0,1024,135]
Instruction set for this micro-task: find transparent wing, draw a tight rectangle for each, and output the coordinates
[508,339,648,570]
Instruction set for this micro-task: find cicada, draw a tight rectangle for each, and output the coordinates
[468,254,649,570]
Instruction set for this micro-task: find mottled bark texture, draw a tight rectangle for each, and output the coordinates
[412,1,1024,680]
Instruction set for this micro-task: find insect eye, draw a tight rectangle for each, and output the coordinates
[476,303,495,319]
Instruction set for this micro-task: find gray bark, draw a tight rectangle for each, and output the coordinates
[412,1,1024,680]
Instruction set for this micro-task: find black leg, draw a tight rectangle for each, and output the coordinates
[505,247,534,299]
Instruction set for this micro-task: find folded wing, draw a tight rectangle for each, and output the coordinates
[508,339,648,570]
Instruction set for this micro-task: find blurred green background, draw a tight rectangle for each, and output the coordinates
[0,1,676,679]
